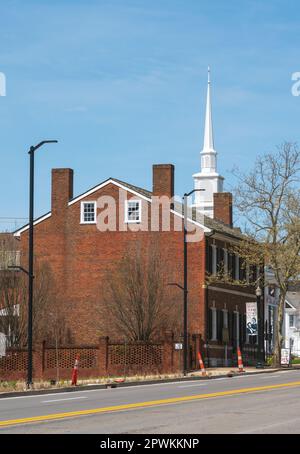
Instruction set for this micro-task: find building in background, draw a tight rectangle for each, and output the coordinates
[284,284,300,357]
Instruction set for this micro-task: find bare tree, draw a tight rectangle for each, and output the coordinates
[233,142,300,365]
[0,233,62,347]
[102,240,180,342]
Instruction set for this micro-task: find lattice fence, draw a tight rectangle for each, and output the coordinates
[0,350,27,372]
[45,347,97,370]
[109,343,163,366]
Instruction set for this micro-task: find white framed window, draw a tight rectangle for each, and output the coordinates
[289,315,295,328]
[125,199,141,223]
[81,201,97,224]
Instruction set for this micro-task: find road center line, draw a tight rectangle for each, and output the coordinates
[1,380,300,428]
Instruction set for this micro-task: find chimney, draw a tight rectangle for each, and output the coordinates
[213,192,233,227]
[152,164,174,199]
[51,168,74,216]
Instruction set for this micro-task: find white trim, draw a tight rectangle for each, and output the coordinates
[124,199,142,224]
[80,201,97,224]
[285,300,297,311]
[69,179,152,206]
[208,285,255,299]
[14,213,51,237]
[170,209,211,233]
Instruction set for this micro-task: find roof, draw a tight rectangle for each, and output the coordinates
[286,291,300,310]
[172,201,245,240]
[14,176,244,240]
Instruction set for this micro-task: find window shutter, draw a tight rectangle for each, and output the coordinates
[233,313,237,343]
[228,312,234,342]
[239,258,244,281]
[242,313,247,344]
[231,254,236,280]
[206,242,213,274]
[208,308,213,340]
[216,247,224,273]
[228,253,232,277]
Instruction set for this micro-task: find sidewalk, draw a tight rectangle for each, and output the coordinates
[190,366,280,377]
[1,365,299,398]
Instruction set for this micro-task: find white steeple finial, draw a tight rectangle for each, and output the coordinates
[202,66,215,157]
[192,67,224,218]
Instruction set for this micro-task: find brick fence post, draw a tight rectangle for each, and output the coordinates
[98,336,109,376]
[162,331,174,373]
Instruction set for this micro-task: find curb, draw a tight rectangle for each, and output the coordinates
[0,366,298,399]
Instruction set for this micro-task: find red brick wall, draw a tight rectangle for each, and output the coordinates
[213,192,233,226]
[18,179,206,345]
[152,164,174,198]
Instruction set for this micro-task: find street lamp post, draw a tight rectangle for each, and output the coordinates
[183,188,204,376]
[256,285,265,368]
[27,140,57,388]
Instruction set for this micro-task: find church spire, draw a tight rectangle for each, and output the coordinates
[201,66,217,173]
[203,66,214,153]
[192,67,224,218]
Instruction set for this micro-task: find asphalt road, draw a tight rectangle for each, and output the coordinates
[1,369,300,434]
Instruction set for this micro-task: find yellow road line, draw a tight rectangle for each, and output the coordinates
[1,380,300,428]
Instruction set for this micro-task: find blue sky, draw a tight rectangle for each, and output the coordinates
[0,0,300,230]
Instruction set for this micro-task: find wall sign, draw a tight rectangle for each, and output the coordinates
[281,348,290,366]
[246,302,258,336]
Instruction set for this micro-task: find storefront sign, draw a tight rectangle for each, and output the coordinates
[246,302,258,336]
[0,333,6,357]
[281,348,290,366]
[174,343,183,350]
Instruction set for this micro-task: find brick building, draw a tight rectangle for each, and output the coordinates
[5,70,260,368]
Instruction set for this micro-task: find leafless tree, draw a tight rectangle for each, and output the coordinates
[102,240,180,342]
[0,233,69,348]
[232,142,300,365]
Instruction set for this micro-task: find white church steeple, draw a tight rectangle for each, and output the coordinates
[193,67,224,218]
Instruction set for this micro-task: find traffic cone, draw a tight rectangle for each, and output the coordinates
[237,347,245,373]
[198,351,207,377]
[71,354,79,385]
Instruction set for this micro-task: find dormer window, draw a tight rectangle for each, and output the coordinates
[125,200,141,223]
[81,201,97,224]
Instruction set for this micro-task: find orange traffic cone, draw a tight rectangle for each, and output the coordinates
[71,354,79,385]
[237,347,244,373]
[198,351,207,377]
